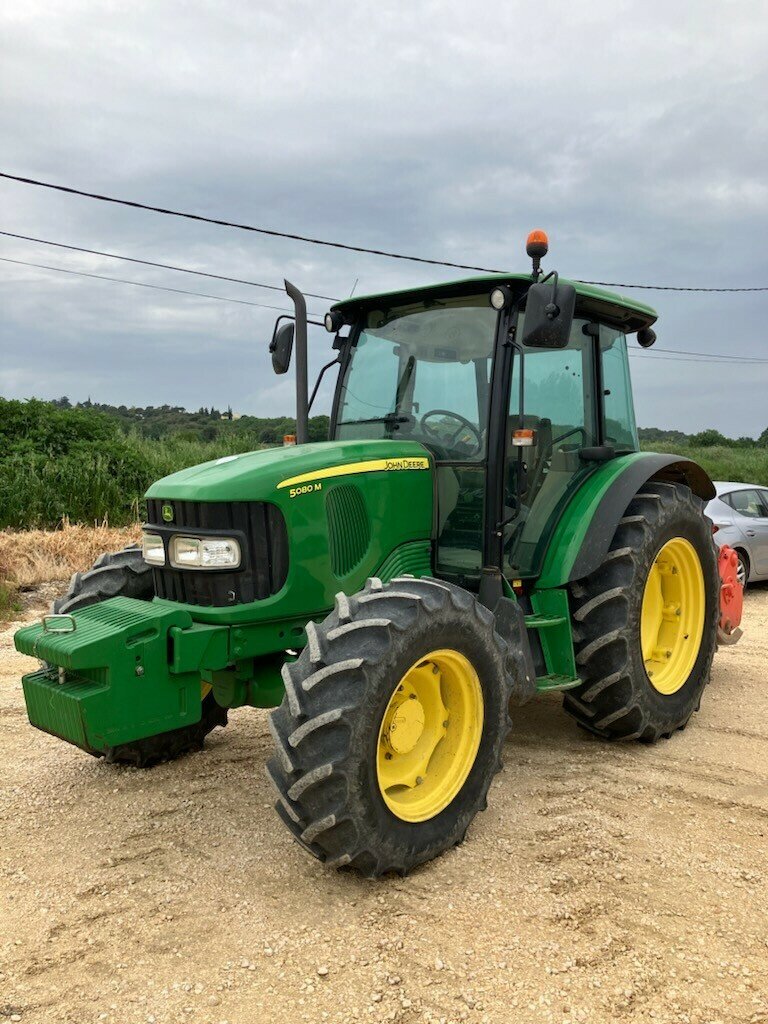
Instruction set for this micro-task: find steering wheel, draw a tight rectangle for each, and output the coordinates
[420,409,483,457]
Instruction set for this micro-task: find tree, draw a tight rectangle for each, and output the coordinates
[689,429,730,448]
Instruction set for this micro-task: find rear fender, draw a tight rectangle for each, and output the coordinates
[535,453,715,590]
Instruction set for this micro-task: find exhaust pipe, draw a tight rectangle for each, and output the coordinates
[284,279,309,444]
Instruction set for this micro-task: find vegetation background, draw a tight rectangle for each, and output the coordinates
[2,397,767,530]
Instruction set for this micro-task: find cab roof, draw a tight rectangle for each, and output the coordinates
[332,272,657,334]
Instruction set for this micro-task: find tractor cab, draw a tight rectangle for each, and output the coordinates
[315,236,657,591]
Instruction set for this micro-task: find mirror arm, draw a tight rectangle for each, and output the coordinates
[269,314,293,349]
[538,269,560,314]
[284,280,309,444]
[308,356,341,413]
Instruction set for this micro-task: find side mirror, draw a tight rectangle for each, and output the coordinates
[522,277,576,349]
[270,320,294,374]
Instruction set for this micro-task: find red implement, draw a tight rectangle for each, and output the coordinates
[717,545,743,645]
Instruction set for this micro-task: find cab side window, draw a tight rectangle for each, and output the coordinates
[600,326,639,451]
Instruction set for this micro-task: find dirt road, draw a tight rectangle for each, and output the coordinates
[1,591,766,1024]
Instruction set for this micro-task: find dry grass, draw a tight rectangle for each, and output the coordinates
[0,521,142,607]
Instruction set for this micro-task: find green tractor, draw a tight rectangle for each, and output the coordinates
[15,231,742,876]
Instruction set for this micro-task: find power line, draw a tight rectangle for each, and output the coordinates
[3,247,767,364]
[0,256,308,313]
[629,351,768,365]
[581,280,768,293]
[2,171,766,292]
[0,172,502,273]
[633,345,768,363]
[0,230,338,301]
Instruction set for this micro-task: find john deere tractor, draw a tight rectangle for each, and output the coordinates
[15,232,742,876]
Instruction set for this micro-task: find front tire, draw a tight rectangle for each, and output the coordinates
[565,482,718,742]
[266,576,516,877]
[54,546,227,766]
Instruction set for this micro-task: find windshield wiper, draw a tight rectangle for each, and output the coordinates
[337,413,412,427]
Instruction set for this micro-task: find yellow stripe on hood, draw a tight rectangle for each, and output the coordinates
[277,456,429,490]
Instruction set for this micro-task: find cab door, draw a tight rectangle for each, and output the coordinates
[502,317,598,579]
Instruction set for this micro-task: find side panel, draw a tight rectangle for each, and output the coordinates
[535,453,715,590]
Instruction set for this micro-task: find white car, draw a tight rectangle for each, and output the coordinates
[706,481,768,586]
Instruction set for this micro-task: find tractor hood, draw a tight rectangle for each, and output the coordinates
[144,438,436,626]
[146,439,434,503]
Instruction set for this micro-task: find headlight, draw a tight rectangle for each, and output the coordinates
[170,536,241,569]
[142,534,166,566]
[324,310,344,333]
[490,286,512,311]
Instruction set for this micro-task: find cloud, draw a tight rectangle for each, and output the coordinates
[0,0,766,433]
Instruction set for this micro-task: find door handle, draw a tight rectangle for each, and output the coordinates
[745,529,756,537]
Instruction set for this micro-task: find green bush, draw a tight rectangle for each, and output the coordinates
[2,397,767,529]
[0,399,335,528]
[640,442,768,487]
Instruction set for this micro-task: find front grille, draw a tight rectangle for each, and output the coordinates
[145,499,288,607]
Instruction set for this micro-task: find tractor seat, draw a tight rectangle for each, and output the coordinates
[507,415,553,503]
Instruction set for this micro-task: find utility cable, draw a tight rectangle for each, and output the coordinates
[0,230,338,301]
[631,345,768,362]
[0,256,315,313]
[3,252,766,363]
[2,172,766,291]
[628,351,767,365]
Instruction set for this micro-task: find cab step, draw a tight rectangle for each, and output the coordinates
[535,674,582,693]
[524,613,567,629]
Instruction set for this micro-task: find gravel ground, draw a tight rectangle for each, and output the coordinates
[1,590,766,1024]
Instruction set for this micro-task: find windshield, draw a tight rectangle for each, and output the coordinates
[334,294,498,461]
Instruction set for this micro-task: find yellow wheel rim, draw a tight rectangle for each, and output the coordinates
[376,648,483,823]
[201,682,212,699]
[640,537,705,695]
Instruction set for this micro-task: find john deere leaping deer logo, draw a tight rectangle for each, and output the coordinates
[161,503,174,523]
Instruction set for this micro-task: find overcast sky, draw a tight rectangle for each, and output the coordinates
[1,0,766,435]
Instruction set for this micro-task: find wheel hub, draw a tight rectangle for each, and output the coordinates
[640,536,705,695]
[376,649,484,823]
[384,693,426,754]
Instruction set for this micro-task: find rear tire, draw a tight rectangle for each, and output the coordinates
[53,546,227,766]
[267,576,517,877]
[564,482,718,742]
